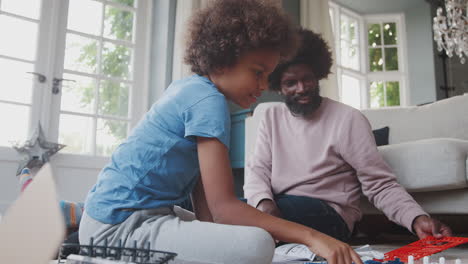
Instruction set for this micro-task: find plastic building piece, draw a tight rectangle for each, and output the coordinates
[423,256,430,264]
[455,259,461,264]
[386,258,404,264]
[365,258,406,264]
[364,260,381,264]
[408,255,414,264]
[384,236,468,261]
[439,257,445,264]
[365,259,383,264]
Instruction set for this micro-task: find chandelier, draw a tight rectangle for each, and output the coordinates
[432,0,468,64]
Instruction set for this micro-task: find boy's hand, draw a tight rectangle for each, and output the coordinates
[307,231,363,264]
[412,215,452,239]
[257,199,283,218]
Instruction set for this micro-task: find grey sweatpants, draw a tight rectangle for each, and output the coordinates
[79,206,275,264]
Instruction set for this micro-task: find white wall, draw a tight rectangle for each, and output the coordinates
[0,147,104,215]
[405,2,437,105]
[0,159,23,214]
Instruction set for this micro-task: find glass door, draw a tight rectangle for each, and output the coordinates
[0,0,44,146]
[50,0,140,156]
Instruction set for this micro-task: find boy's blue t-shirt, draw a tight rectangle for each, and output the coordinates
[85,75,231,224]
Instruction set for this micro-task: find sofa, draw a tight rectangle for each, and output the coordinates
[244,94,468,215]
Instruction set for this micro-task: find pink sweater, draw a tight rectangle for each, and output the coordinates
[244,98,427,232]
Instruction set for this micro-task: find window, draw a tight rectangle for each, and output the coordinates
[0,0,41,146]
[366,15,407,108]
[329,3,366,109]
[369,81,400,108]
[368,22,399,72]
[329,2,408,109]
[339,13,360,71]
[0,1,151,161]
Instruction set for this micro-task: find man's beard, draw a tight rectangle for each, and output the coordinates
[285,87,322,117]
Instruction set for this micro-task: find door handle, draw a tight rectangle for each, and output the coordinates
[52,77,76,94]
[26,72,47,83]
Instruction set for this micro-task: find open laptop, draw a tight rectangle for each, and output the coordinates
[0,164,65,263]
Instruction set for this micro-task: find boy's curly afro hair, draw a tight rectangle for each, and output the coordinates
[184,0,298,76]
[268,28,333,91]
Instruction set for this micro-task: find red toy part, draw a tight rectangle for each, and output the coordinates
[384,236,468,261]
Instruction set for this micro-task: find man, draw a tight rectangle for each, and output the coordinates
[244,28,452,242]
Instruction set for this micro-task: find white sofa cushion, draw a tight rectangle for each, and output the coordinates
[361,94,468,144]
[378,138,468,192]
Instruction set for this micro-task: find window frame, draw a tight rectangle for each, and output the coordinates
[329,2,367,109]
[365,13,409,108]
[0,0,153,168]
[329,1,409,109]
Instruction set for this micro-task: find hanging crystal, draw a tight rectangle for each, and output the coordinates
[433,0,468,64]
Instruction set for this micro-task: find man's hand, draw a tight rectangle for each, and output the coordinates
[256,199,283,218]
[412,215,452,239]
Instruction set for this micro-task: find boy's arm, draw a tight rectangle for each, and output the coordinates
[196,136,363,264]
[191,176,213,222]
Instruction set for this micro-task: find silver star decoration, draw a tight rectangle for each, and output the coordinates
[12,123,66,175]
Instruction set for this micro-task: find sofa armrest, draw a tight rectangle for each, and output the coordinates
[378,138,468,192]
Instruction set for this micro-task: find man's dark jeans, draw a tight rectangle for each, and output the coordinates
[274,194,351,242]
[178,194,350,242]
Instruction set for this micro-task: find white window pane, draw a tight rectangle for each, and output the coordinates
[0,58,34,104]
[98,80,129,117]
[61,73,96,114]
[96,118,127,156]
[340,42,359,70]
[102,42,133,80]
[0,103,30,146]
[340,40,349,65]
[64,33,99,74]
[67,0,103,36]
[370,81,385,108]
[340,15,348,40]
[349,45,359,70]
[104,5,134,42]
[386,81,400,106]
[341,75,361,109]
[59,114,93,154]
[1,0,41,19]
[350,20,358,45]
[0,15,38,61]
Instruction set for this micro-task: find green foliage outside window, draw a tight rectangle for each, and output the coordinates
[370,81,384,108]
[369,48,383,72]
[370,81,400,108]
[77,0,134,145]
[386,82,400,106]
[368,22,399,72]
[385,47,398,71]
[368,23,381,46]
[383,23,397,45]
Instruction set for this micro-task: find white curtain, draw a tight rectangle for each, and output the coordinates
[300,0,339,100]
